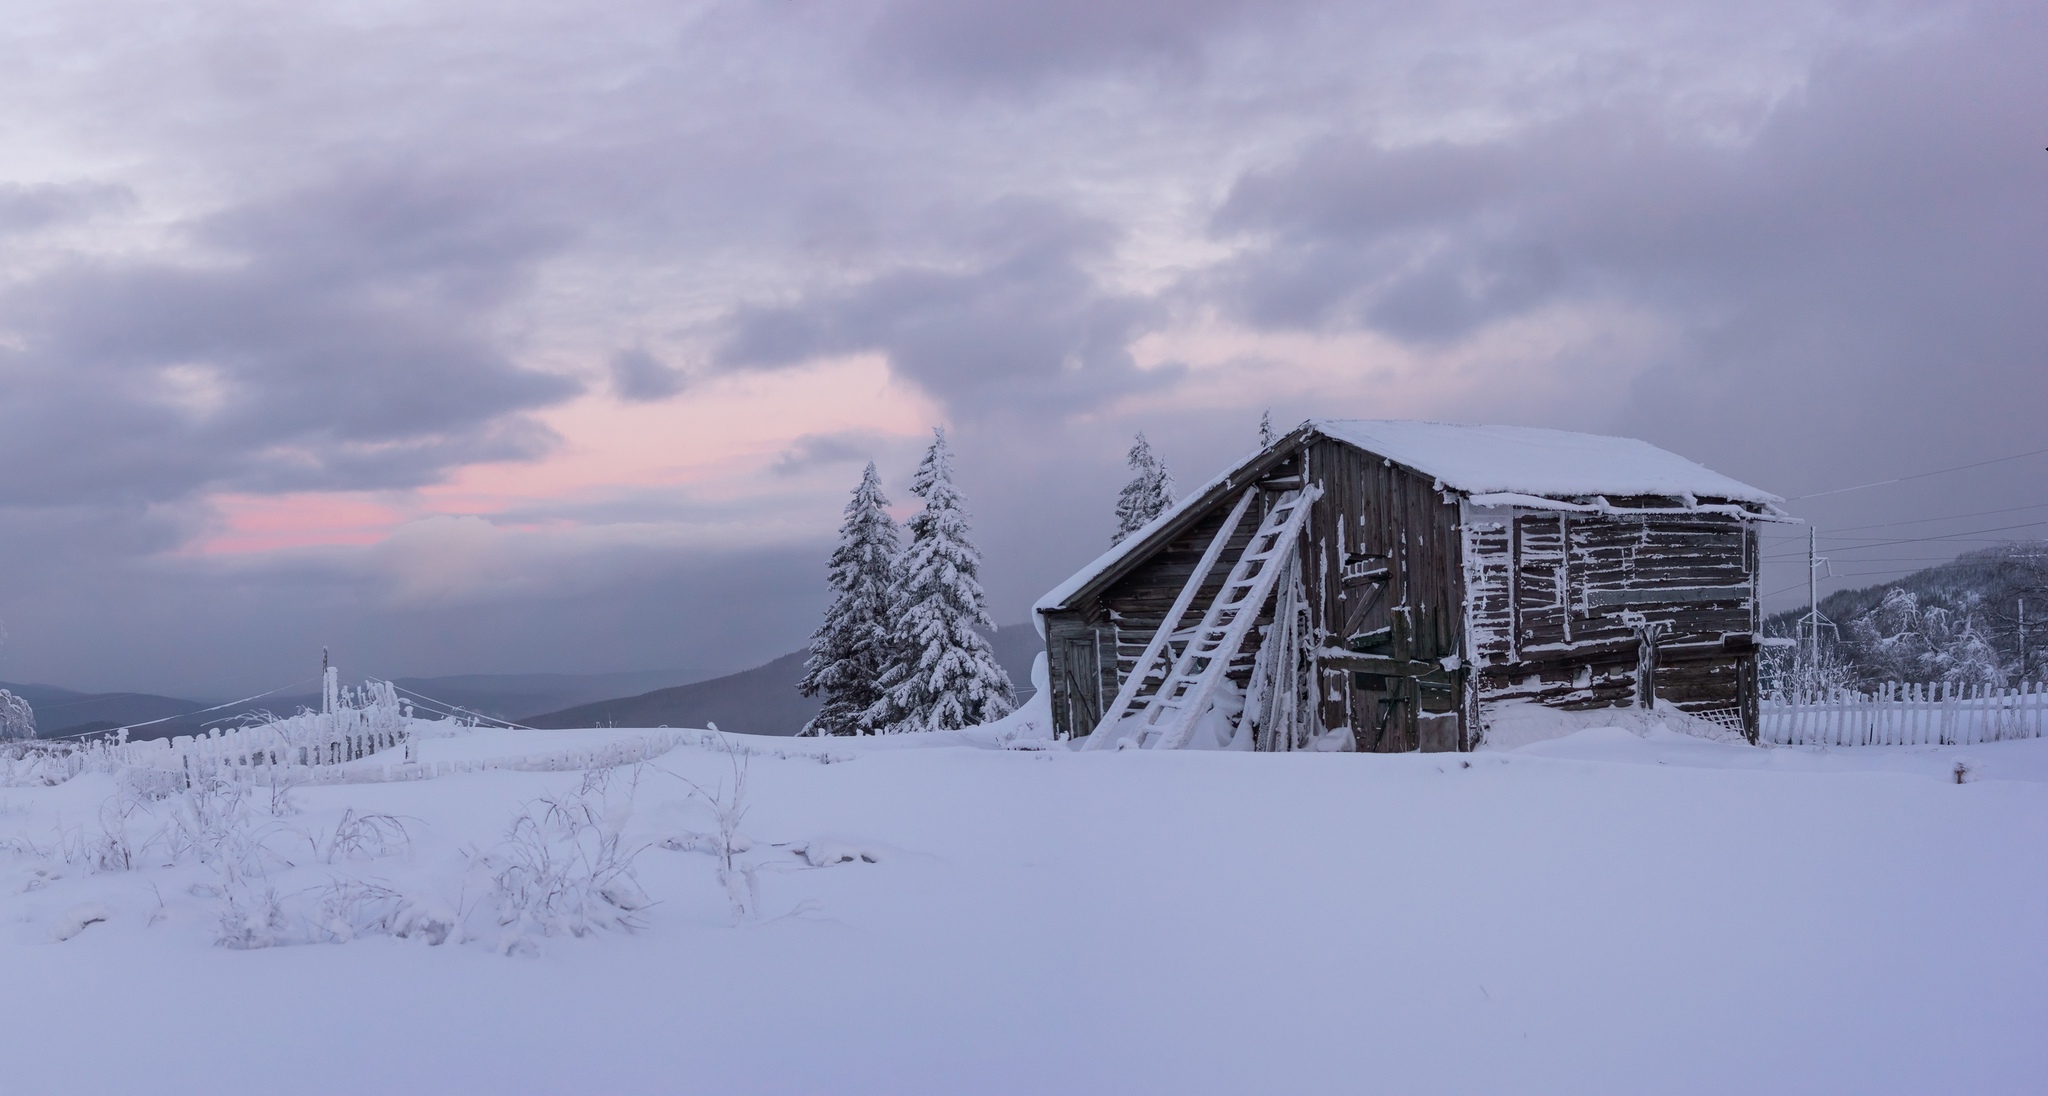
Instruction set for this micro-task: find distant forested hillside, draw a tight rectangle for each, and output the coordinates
[1765,541,2048,688]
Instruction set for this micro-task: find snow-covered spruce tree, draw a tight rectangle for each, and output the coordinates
[864,429,1014,733]
[798,463,902,736]
[1258,409,1275,448]
[1111,432,1176,545]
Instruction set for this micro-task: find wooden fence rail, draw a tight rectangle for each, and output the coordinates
[1760,681,2048,747]
[96,680,414,776]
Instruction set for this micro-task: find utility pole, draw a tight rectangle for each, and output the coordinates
[2021,597,2029,682]
[321,647,337,716]
[1805,526,1822,687]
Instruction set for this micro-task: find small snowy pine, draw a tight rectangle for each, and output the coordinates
[798,463,902,736]
[1111,432,1176,545]
[865,429,1015,733]
[1259,410,1275,448]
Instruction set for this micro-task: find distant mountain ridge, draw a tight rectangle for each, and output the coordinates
[521,623,1043,735]
[6,624,1045,740]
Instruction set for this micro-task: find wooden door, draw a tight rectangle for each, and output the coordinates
[1060,635,1103,739]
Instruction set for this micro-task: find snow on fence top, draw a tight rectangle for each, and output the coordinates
[1036,419,1780,616]
[1310,420,1780,504]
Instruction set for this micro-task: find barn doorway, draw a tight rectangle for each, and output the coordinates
[1059,635,1103,738]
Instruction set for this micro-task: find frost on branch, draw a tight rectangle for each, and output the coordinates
[865,428,1014,734]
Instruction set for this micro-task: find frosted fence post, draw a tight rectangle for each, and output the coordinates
[1938,680,1951,745]
[1918,681,1928,745]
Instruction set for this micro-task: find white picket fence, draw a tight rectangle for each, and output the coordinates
[1760,681,2048,747]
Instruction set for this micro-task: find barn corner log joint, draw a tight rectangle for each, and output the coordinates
[1035,420,1789,752]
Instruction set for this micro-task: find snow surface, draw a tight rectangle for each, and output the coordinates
[6,719,2046,1095]
[1313,419,1780,503]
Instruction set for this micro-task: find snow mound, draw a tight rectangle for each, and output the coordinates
[48,903,109,942]
[956,653,1057,749]
[1479,700,1750,752]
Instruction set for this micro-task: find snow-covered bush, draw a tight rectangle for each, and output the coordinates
[0,744,79,787]
[0,689,35,741]
[476,764,650,947]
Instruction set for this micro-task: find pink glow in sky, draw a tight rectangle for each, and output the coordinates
[190,355,942,556]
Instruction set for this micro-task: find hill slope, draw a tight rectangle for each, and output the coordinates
[1766,539,2048,685]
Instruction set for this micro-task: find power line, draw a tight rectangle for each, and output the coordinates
[1758,520,2048,563]
[1760,566,1939,601]
[1805,518,2048,555]
[43,676,321,740]
[1759,555,1991,564]
[1785,443,2048,501]
[389,684,536,730]
[1817,499,2048,534]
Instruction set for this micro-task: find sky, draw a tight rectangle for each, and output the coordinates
[0,0,2042,696]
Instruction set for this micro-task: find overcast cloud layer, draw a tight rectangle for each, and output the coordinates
[0,0,2041,695]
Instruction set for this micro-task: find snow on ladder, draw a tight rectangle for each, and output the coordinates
[1091,484,1321,750]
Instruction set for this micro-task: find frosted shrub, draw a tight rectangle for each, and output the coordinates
[657,745,763,922]
[477,764,650,948]
[118,765,183,802]
[216,885,290,950]
[315,808,412,863]
[84,794,153,872]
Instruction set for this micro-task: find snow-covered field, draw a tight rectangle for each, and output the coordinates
[4,716,2045,1095]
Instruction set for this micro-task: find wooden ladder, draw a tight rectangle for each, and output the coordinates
[1089,484,1320,750]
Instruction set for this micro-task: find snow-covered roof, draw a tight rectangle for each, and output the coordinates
[1035,420,1779,615]
[1309,420,1779,504]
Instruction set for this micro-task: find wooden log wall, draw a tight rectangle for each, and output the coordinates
[1305,438,1467,753]
[1462,504,1761,726]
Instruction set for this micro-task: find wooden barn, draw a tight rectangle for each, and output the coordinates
[1035,420,1787,752]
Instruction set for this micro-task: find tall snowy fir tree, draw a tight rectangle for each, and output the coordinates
[1111,432,1176,545]
[798,463,901,736]
[865,429,1015,734]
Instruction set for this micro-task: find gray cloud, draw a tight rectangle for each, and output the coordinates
[0,169,581,507]
[0,0,2038,694]
[717,199,1177,414]
[863,0,1311,90]
[1207,5,2048,463]
[772,431,901,477]
[0,181,133,236]
[608,348,686,403]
